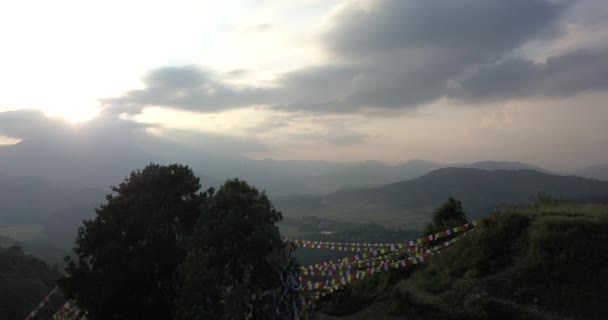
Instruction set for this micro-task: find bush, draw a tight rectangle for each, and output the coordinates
[413,212,531,293]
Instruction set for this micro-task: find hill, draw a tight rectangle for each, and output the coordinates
[574,164,608,181]
[0,137,442,197]
[315,202,608,319]
[295,159,443,194]
[275,168,608,228]
[467,160,552,173]
[0,176,104,225]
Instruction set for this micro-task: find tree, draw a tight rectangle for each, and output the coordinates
[174,179,299,320]
[0,246,61,320]
[528,192,561,208]
[58,164,206,320]
[424,198,468,235]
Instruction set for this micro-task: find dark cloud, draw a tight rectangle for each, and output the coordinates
[104,65,269,113]
[0,109,155,148]
[325,0,564,60]
[454,49,608,101]
[0,109,270,156]
[105,0,608,114]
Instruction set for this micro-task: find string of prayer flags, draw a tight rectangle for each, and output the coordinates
[292,221,476,252]
[25,287,59,320]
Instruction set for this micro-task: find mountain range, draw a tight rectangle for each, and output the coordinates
[274,168,608,228]
[1,134,608,247]
[2,135,607,199]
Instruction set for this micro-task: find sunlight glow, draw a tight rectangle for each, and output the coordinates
[0,135,22,145]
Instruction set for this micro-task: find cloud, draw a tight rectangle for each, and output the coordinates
[105,0,608,115]
[147,127,272,155]
[288,129,369,146]
[324,0,564,60]
[0,109,71,140]
[104,66,269,113]
[0,109,159,151]
[453,49,608,101]
[0,109,272,157]
[242,120,291,134]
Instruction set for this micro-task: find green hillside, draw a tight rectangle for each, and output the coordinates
[316,202,608,319]
[275,168,608,228]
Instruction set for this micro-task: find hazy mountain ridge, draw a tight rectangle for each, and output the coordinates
[2,135,608,242]
[2,135,607,198]
[274,168,608,227]
[465,160,553,173]
[575,164,608,181]
[0,176,105,224]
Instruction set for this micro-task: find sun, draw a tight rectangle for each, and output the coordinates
[43,105,102,123]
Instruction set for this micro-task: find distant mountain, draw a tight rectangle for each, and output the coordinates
[466,161,551,173]
[574,164,608,181]
[1,132,579,199]
[294,159,443,194]
[0,137,368,197]
[0,176,104,224]
[274,168,608,227]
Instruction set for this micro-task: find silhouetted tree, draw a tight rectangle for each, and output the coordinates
[424,197,468,235]
[528,192,561,208]
[174,179,298,320]
[0,246,61,320]
[59,164,206,320]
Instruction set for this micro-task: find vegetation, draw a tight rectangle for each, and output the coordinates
[175,179,296,319]
[0,246,61,320]
[59,164,207,319]
[57,164,296,319]
[320,202,608,319]
[423,197,468,235]
[4,162,607,319]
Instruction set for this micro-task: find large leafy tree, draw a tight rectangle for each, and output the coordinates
[175,179,297,320]
[424,197,468,235]
[59,164,206,320]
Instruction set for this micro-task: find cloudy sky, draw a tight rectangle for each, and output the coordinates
[1,0,607,171]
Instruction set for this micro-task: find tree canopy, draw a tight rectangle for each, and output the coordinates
[174,179,299,320]
[57,165,299,319]
[0,245,60,320]
[424,197,468,235]
[59,163,205,320]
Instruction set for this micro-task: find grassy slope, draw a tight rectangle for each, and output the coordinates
[316,203,608,319]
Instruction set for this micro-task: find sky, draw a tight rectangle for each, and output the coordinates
[1,0,608,171]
